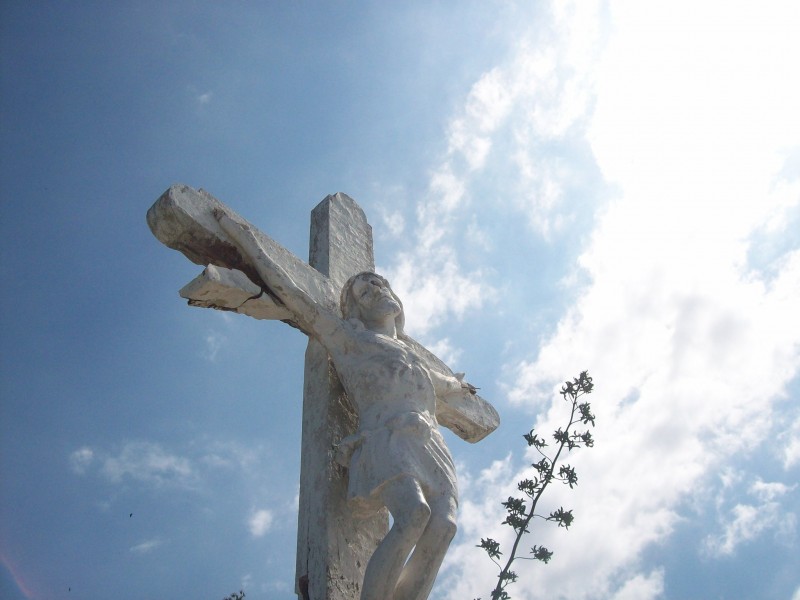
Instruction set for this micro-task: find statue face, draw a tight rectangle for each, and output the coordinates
[351,274,401,321]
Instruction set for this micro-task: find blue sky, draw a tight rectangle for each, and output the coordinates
[2,2,799,599]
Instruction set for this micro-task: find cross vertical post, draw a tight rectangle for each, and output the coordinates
[296,195,388,600]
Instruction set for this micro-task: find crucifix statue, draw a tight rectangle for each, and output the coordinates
[147,185,499,600]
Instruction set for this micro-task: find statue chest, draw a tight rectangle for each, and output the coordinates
[336,334,435,400]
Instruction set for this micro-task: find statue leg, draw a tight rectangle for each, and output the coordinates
[360,474,430,600]
[393,491,458,600]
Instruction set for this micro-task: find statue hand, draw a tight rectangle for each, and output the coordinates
[455,372,479,395]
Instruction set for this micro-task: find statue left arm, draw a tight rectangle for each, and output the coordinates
[213,209,343,338]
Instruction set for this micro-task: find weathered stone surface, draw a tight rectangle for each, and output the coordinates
[310,193,375,289]
[295,196,386,600]
[148,184,337,322]
[179,265,293,320]
[297,340,389,600]
[147,185,248,272]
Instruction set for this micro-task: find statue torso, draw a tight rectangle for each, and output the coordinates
[329,325,437,432]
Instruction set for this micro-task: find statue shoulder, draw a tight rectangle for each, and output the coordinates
[319,317,368,355]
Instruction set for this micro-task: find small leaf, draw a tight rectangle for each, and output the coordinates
[558,464,578,488]
[523,430,548,449]
[533,457,550,475]
[531,545,553,563]
[553,428,569,445]
[578,402,596,426]
[517,478,539,496]
[549,507,574,529]
[477,537,502,559]
[499,570,518,583]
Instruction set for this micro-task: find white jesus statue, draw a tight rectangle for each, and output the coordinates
[215,209,473,600]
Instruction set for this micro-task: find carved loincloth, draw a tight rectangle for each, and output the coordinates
[336,411,457,516]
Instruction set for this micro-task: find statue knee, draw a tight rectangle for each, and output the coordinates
[445,517,458,541]
[434,515,457,543]
[396,499,431,534]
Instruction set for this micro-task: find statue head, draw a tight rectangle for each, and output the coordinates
[340,271,405,334]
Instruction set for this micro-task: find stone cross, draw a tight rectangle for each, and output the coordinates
[147,185,499,600]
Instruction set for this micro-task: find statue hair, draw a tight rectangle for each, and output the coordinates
[340,271,406,335]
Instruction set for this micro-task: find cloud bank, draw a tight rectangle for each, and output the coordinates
[433,0,800,598]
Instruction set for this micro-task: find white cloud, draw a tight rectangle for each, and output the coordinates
[382,210,405,238]
[130,538,165,554]
[384,9,586,336]
[422,338,462,369]
[610,569,665,600]
[438,456,515,599]
[241,573,252,588]
[204,329,226,362]
[749,479,795,503]
[248,508,274,537]
[447,66,512,172]
[383,248,491,336]
[780,412,800,470]
[428,166,467,217]
[199,440,261,472]
[704,505,759,557]
[69,438,275,497]
[383,1,611,336]
[101,441,194,487]
[438,0,800,597]
[69,447,94,474]
[704,477,797,557]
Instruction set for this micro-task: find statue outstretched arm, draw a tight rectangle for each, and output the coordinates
[214,210,341,337]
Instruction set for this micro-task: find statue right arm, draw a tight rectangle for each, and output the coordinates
[214,210,342,338]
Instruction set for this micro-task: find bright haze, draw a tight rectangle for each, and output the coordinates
[1,2,799,599]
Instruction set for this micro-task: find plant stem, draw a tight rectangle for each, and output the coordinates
[489,392,581,599]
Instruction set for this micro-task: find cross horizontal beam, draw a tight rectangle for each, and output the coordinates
[147,184,337,331]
